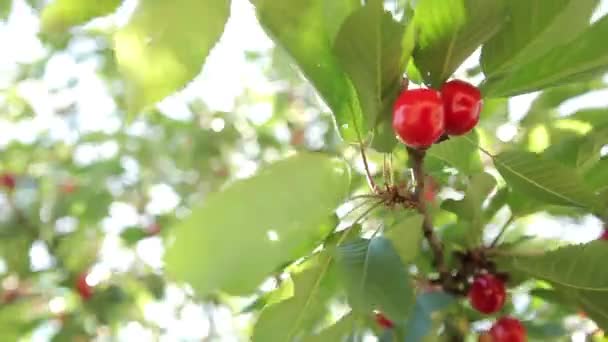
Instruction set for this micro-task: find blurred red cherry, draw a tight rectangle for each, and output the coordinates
[489,317,526,342]
[374,311,394,329]
[146,223,161,236]
[0,173,16,190]
[76,273,93,301]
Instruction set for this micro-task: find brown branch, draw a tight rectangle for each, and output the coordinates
[407,147,448,282]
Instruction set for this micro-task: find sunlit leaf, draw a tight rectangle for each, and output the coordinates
[41,0,121,32]
[427,131,482,175]
[481,0,597,76]
[114,0,230,113]
[413,0,506,87]
[165,153,350,296]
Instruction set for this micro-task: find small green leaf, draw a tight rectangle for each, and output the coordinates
[442,172,496,247]
[0,0,12,20]
[41,0,120,33]
[576,126,608,172]
[427,131,482,175]
[165,153,350,296]
[493,151,598,211]
[413,0,506,87]
[335,236,414,321]
[483,15,608,97]
[120,227,148,246]
[114,0,230,113]
[384,213,424,264]
[253,252,338,342]
[481,0,597,76]
[498,241,608,291]
[255,0,365,142]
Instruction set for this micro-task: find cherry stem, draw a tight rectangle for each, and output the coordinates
[359,143,379,193]
[489,215,515,248]
[407,147,448,282]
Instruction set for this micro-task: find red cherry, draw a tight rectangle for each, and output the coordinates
[489,317,526,342]
[392,89,444,148]
[599,230,608,240]
[146,223,161,236]
[0,173,16,190]
[76,273,93,301]
[469,274,506,314]
[374,311,394,329]
[440,80,482,136]
[60,180,78,194]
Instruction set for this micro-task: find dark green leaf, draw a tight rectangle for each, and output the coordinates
[114,0,230,113]
[483,15,608,97]
[498,241,608,291]
[442,172,496,247]
[427,131,482,175]
[165,153,350,296]
[404,292,455,342]
[493,151,598,211]
[481,0,597,76]
[413,0,506,87]
[255,0,365,142]
[384,213,424,264]
[335,237,414,321]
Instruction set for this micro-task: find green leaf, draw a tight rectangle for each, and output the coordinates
[0,0,12,20]
[403,292,455,342]
[413,0,506,87]
[493,151,598,211]
[255,0,365,142]
[427,131,482,175]
[481,0,597,76]
[120,227,148,246]
[335,237,414,321]
[252,252,338,342]
[556,287,608,330]
[483,15,608,97]
[585,159,608,194]
[333,0,406,125]
[442,173,496,247]
[576,126,608,172]
[41,0,121,32]
[302,312,355,342]
[498,241,608,291]
[114,0,230,113]
[384,213,424,264]
[165,153,350,296]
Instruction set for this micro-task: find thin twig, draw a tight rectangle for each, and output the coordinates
[489,215,515,248]
[359,143,378,193]
[407,147,448,281]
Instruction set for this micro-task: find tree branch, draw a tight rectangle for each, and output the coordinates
[407,147,448,281]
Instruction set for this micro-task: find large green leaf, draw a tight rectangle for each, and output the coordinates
[333,0,406,126]
[252,252,338,342]
[165,153,350,296]
[498,241,608,291]
[384,213,424,264]
[481,0,597,76]
[427,131,482,175]
[335,236,414,321]
[483,15,608,97]
[557,287,608,330]
[41,0,121,32]
[255,0,365,142]
[302,312,355,342]
[114,0,230,113]
[413,0,506,87]
[442,172,496,247]
[493,151,598,211]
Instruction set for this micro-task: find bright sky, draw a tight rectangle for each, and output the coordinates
[1,0,608,340]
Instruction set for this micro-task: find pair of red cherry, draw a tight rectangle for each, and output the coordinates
[392,80,482,148]
[470,274,526,341]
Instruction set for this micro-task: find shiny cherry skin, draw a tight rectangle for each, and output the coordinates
[0,173,16,190]
[440,80,482,136]
[374,311,394,329]
[76,273,93,301]
[392,88,445,149]
[469,274,506,314]
[600,230,608,240]
[489,317,526,342]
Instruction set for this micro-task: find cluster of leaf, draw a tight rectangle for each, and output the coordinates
[2,0,608,341]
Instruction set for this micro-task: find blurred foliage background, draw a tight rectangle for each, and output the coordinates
[0,0,608,341]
